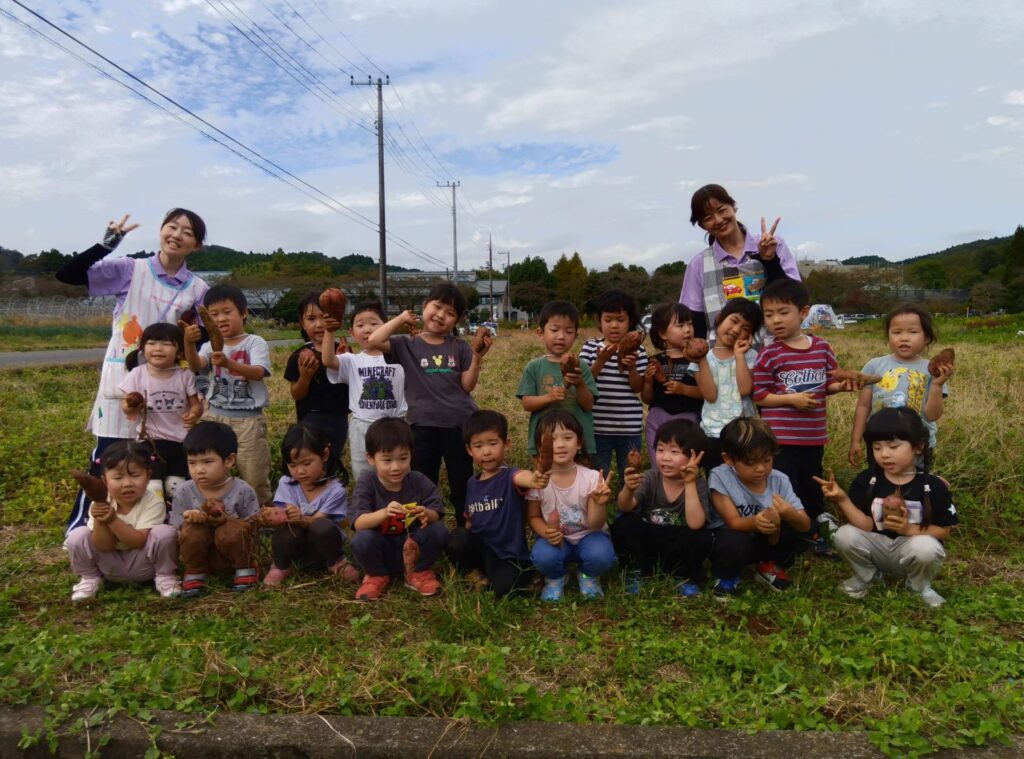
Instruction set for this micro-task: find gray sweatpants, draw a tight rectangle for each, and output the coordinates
[832,524,946,592]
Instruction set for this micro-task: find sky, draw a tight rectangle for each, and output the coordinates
[1,0,1023,275]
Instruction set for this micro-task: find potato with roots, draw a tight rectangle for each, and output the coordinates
[559,353,580,380]
[197,304,223,352]
[681,338,710,361]
[627,448,643,471]
[829,368,883,385]
[928,348,955,378]
[537,428,555,473]
[616,331,642,371]
[71,469,108,504]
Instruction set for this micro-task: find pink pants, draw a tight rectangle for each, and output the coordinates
[65,524,179,582]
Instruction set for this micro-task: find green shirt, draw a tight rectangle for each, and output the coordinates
[516,355,599,455]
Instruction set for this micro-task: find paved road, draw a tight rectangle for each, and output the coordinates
[0,340,299,371]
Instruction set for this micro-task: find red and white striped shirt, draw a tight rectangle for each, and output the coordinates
[752,334,837,446]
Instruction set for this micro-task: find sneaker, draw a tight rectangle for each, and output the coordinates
[155,574,182,598]
[540,575,567,602]
[840,574,880,600]
[917,585,946,608]
[623,569,643,596]
[181,575,207,599]
[71,576,102,602]
[327,558,361,584]
[712,576,741,601]
[405,569,441,596]
[675,581,702,598]
[262,566,291,588]
[356,574,391,601]
[809,532,839,559]
[756,561,793,591]
[464,568,491,591]
[231,568,259,592]
[578,572,604,599]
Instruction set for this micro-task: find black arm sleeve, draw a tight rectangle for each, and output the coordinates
[54,243,111,286]
[751,253,788,284]
[691,310,709,340]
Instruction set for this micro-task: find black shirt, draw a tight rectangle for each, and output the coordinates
[283,342,349,419]
[847,470,957,540]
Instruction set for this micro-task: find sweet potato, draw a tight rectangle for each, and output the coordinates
[124,392,145,412]
[681,338,710,361]
[928,348,955,377]
[318,287,348,323]
[546,509,562,533]
[538,428,554,473]
[882,492,906,520]
[471,325,493,357]
[828,368,883,385]
[202,498,227,526]
[627,448,643,471]
[616,331,642,371]
[299,347,319,365]
[403,536,420,575]
[197,304,223,352]
[560,353,579,379]
[71,469,108,504]
[257,506,288,528]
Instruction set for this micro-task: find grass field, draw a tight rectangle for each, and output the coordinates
[1,322,1022,757]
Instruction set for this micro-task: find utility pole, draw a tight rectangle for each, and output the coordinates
[352,75,390,310]
[438,180,459,281]
[488,231,494,321]
[499,250,511,321]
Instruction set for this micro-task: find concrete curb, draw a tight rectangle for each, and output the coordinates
[2,706,1022,758]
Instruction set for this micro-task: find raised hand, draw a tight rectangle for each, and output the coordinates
[179,321,202,345]
[102,213,140,249]
[590,469,614,507]
[322,315,342,333]
[758,217,781,260]
[90,502,114,523]
[682,449,704,484]
[529,470,551,490]
[812,468,845,501]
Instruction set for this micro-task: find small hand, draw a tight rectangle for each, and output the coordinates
[529,470,551,490]
[788,391,821,410]
[322,316,341,333]
[812,468,845,501]
[664,380,683,395]
[284,504,303,522]
[882,503,910,534]
[401,310,421,328]
[733,331,752,356]
[596,341,618,362]
[102,214,139,249]
[771,493,794,517]
[755,507,780,535]
[548,385,567,402]
[932,362,954,386]
[90,502,113,523]
[589,469,614,507]
[180,322,203,345]
[758,216,781,260]
[545,526,563,546]
[563,370,583,387]
[682,449,704,484]
[385,501,406,518]
[210,351,228,367]
[183,509,208,524]
[182,405,202,429]
[408,505,431,527]
[297,349,319,379]
[620,352,638,371]
[622,466,643,492]
[335,337,350,355]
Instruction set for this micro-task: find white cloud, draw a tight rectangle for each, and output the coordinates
[926,101,947,109]
[0,163,50,203]
[624,115,691,133]
[793,241,825,259]
[673,144,701,151]
[476,193,533,212]
[1004,90,1024,105]
[725,174,812,188]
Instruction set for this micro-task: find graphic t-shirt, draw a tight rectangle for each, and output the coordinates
[700,349,758,438]
[862,355,948,447]
[387,334,476,428]
[648,351,702,417]
[273,477,349,524]
[465,467,529,561]
[706,465,804,529]
[517,356,599,455]
[283,341,349,419]
[326,350,407,422]
[846,470,957,540]
[631,469,713,527]
[169,478,260,527]
[198,333,271,416]
[118,365,197,442]
[752,334,837,445]
[579,338,648,435]
[526,465,607,545]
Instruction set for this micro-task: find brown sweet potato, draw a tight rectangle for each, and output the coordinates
[560,353,579,379]
[681,338,710,361]
[471,325,493,356]
[829,368,883,385]
[616,331,642,371]
[882,492,906,520]
[71,469,108,504]
[928,348,955,377]
[202,498,228,527]
[257,506,288,528]
[318,287,348,323]
[124,392,145,412]
[403,535,420,575]
[197,304,223,352]
[627,448,643,471]
[538,428,554,473]
[652,363,668,384]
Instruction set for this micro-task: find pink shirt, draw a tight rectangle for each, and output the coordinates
[118,365,197,443]
[527,465,608,545]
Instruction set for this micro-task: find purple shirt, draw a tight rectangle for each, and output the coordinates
[679,229,800,313]
[87,255,207,319]
[272,477,349,524]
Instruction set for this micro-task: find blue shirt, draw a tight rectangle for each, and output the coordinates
[465,467,529,561]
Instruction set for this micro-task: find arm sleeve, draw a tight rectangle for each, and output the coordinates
[54,243,114,286]
[579,340,598,367]
[283,349,301,382]
[925,476,957,527]
[581,362,599,399]
[775,472,804,511]
[515,361,537,398]
[249,336,272,376]
[774,237,802,281]
[414,473,445,517]
[752,349,774,401]
[751,252,788,284]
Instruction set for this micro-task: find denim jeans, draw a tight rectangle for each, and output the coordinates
[531,531,617,580]
[594,433,643,485]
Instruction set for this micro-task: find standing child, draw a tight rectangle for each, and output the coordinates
[518,301,599,464]
[641,303,704,465]
[64,441,181,601]
[350,418,449,600]
[752,278,857,547]
[170,421,261,598]
[321,300,407,483]
[527,410,617,601]
[366,284,483,527]
[848,305,952,466]
[263,423,358,587]
[707,418,810,597]
[119,322,202,503]
[614,420,714,597]
[184,284,273,504]
[579,289,648,483]
[694,299,764,473]
[283,293,350,470]
[447,410,549,597]
[816,408,957,608]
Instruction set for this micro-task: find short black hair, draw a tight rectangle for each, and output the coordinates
[649,302,692,350]
[719,417,780,464]
[351,299,386,326]
[183,421,238,459]
[204,284,248,314]
[654,419,705,451]
[539,300,580,329]
[99,440,154,474]
[463,409,509,444]
[365,417,415,456]
[139,321,185,354]
[594,289,639,329]
[424,282,468,319]
[884,304,937,346]
[715,298,764,335]
[280,422,342,482]
[759,278,809,309]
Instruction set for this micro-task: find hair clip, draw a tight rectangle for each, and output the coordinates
[150,455,158,462]
[924,483,931,493]
[93,457,103,465]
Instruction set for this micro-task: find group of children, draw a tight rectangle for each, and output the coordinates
[65,276,958,608]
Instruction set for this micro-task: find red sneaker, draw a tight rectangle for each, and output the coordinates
[355,574,391,601]
[756,561,793,591]
[405,569,441,597]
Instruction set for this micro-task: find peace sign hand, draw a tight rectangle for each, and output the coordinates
[102,214,140,250]
[682,449,704,484]
[812,468,845,502]
[590,469,614,507]
[758,217,781,261]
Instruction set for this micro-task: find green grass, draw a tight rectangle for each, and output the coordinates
[1,330,1023,757]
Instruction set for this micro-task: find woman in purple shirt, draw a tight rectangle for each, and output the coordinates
[679,184,801,341]
[57,210,209,531]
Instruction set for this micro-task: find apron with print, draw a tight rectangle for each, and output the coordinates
[88,257,205,438]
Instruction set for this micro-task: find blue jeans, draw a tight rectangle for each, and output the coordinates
[531,531,617,580]
[594,433,643,485]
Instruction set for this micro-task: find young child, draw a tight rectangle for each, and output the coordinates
[446,410,549,598]
[170,421,261,598]
[350,418,449,600]
[816,407,957,608]
[184,284,273,504]
[848,305,952,466]
[263,423,358,587]
[579,289,648,483]
[527,410,616,601]
[694,298,764,473]
[641,303,704,465]
[518,301,599,464]
[283,292,350,471]
[752,278,856,545]
[366,283,483,528]
[118,322,202,503]
[613,420,714,597]
[707,418,810,597]
[321,299,407,483]
[64,441,181,601]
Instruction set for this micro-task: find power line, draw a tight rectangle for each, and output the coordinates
[280,0,372,78]
[306,0,385,77]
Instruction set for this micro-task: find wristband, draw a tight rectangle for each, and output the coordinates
[101,225,124,251]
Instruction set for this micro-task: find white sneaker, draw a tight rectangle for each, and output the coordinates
[154,574,182,598]
[917,585,945,608]
[840,574,881,600]
[71,576,102,602]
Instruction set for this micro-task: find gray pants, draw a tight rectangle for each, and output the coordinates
[349,416,373,483]
[833,524,946,592]
[65,524,179,583]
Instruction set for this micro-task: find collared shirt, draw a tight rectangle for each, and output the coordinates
[88,254,202,317]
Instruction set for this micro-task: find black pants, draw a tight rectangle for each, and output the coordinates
[446,527,532,598]
[711,523,803,578]
[412,425,473,527]
[610,511,712,584]
[773,444,825,522]
[271,519,345,571]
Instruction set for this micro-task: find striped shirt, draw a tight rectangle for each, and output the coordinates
[580,338,649,435]
[752,334,837,446]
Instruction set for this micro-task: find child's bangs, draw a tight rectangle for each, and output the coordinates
[864,407,925,446]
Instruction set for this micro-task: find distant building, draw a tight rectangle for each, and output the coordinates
[797,259,868,278]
